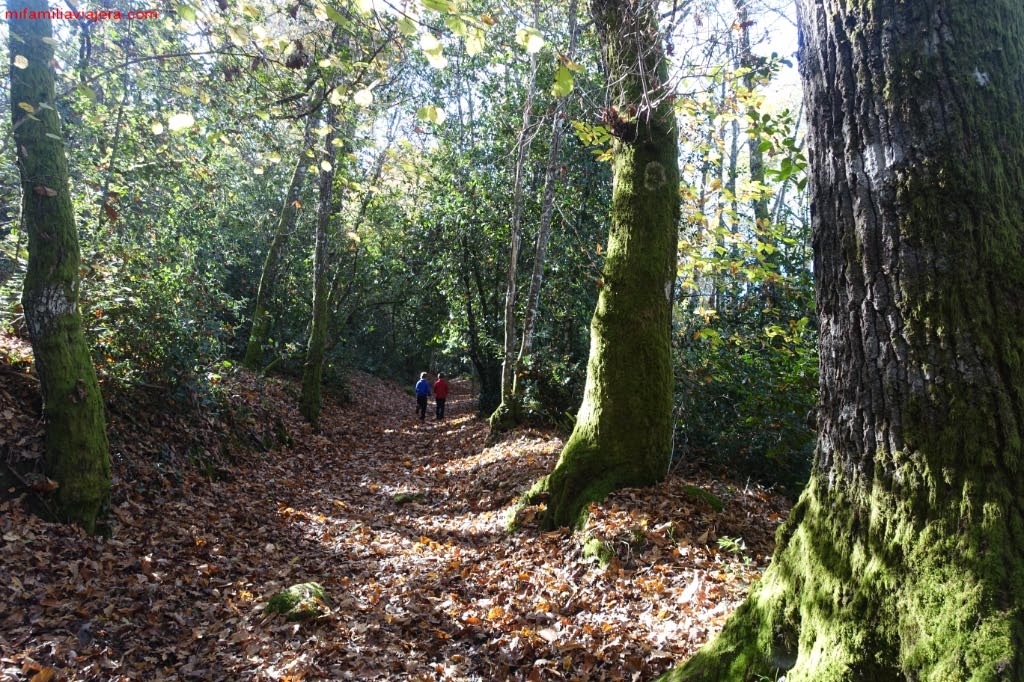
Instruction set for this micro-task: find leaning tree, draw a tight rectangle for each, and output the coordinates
[9,0,111,534]
[525,0,680,528]
[661,0,1024,679]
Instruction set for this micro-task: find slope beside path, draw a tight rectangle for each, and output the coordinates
[1,362,790,681]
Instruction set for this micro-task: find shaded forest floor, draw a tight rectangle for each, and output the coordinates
[1,335,791,681]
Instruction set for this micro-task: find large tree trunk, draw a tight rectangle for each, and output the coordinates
[244,122,312,370]
[661,1,1024,679]
[299,106,337,430]
[10,1,111,534]
[528,0,679,528]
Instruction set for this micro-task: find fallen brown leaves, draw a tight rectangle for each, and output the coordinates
[1,340,791,681]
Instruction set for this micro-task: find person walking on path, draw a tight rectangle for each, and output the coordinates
[414,372,431,421]
[433,373,450,420]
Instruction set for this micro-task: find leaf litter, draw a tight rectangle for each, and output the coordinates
[1,338,790,681]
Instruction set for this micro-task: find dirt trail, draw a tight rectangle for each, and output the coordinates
[1,370,789,681]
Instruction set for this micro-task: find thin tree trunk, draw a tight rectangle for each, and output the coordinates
[663,1,1024,679]
[735,0,769,230]
[528,0,680,528]
[496,1,541,418]
[459,235,501,416]
[734,0,775,307]
[512,0,581,404]
[299,106,337,430]
[10,1,111,534]
[244,121,313,370]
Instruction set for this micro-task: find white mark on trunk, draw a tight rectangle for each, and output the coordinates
[25,283,77,339]
[973,69,990,86]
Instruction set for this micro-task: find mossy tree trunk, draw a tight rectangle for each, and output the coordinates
[530,0,680,528]
[10,1,111,534]
[243,121,312,371]
[299,105,338,430]
[661,1,1024,680]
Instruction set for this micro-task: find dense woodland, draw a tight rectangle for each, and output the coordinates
[2,0,1023,680]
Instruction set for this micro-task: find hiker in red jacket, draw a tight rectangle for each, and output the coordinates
[433,373,450,420]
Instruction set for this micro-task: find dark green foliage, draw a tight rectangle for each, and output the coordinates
[675,306,816,496]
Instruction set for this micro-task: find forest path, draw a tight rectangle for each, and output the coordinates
[1,370,789,681]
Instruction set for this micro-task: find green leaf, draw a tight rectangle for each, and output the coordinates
[420,34,447,68]
[465,28,485,55]
[175,3,196,21]
[397,17,417,36]
[444,16,466,37]
[551,65,573,97]
[515,27,544,54]
[227,26,247,46]
[421,0,452,11]
[323,4,348,26]
[417,105,446,124]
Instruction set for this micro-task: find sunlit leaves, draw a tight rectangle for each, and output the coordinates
[226,25,248,46]
[420,0,454,12]
[464,29,485,56]
[552,66,574,97]
[353,88,374,107]
[444,15,466,37]
[166,112,196,132]
[417,105,447,125]
[515,27,545,54]
[397,16,417,36]
[174,2,196,21]
[321,3,349,26]
[419,33,448,69]
[151,122,165,135]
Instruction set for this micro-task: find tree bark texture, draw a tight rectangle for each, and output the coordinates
[533,0,680,528]
[299,107,337,430]
[663,1,1024,679]
[494,6,540,426]
[10,0,111,534]
[512,0,581,404]
[244,122,312,370]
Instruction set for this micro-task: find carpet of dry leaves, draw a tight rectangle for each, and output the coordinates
[1,335,792,681]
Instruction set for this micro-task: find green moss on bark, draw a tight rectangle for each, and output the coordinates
[10,0,110,534]
[662,1,1024,678]
[539,0,680,529]
[664,475,1020,681]
[299,108,337,430]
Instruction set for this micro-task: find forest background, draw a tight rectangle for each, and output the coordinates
[0,0,815,498]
